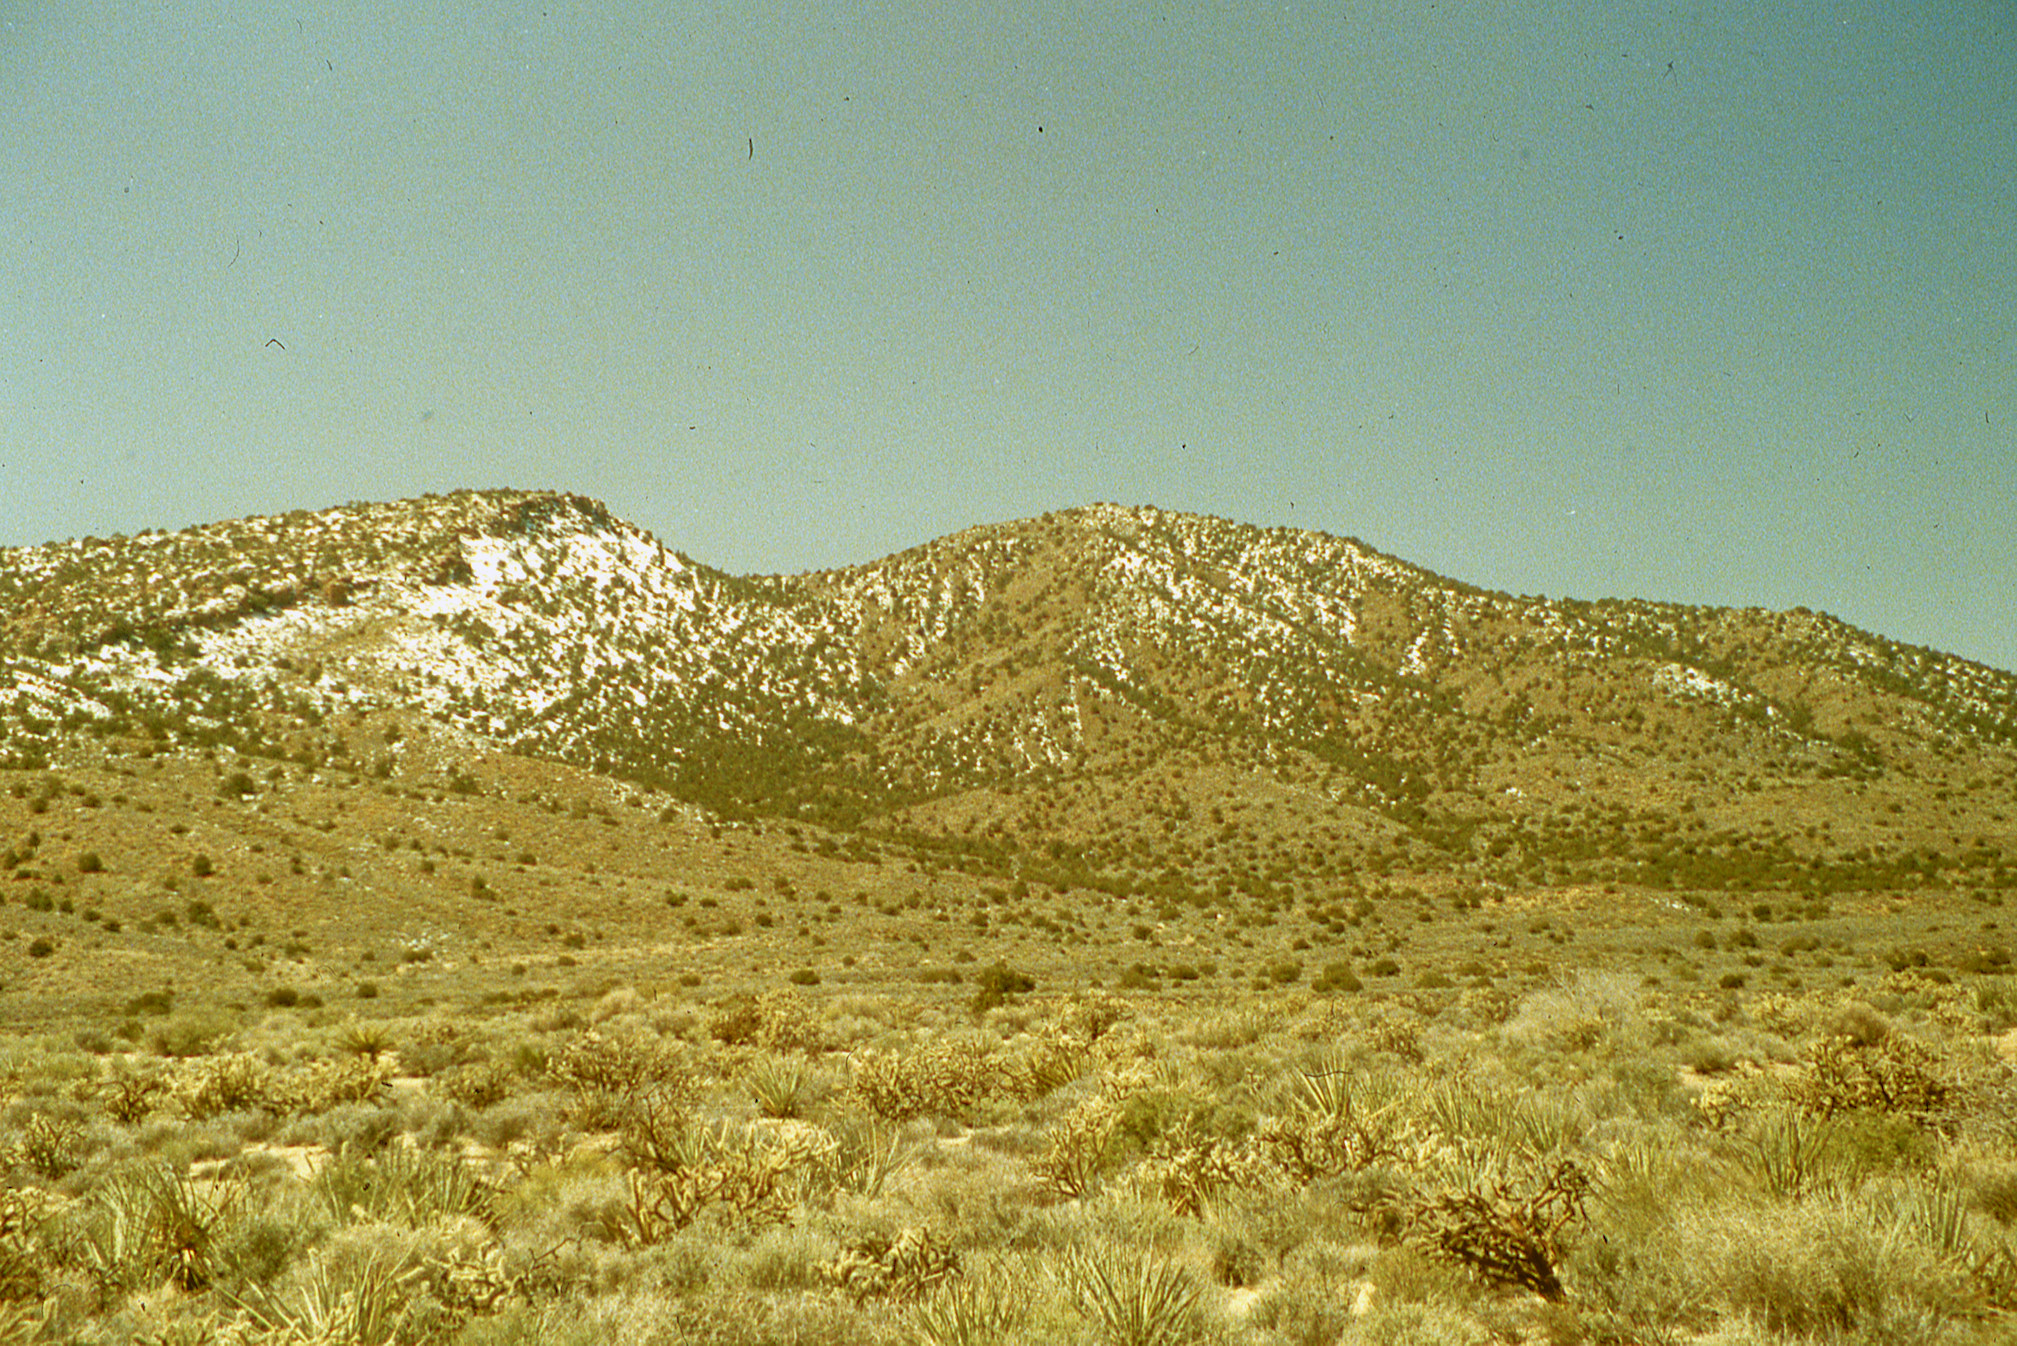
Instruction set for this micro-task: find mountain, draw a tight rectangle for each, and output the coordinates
[1,489,2013,1020]
[4,488,2015,892]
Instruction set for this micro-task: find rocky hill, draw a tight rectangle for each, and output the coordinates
[1,487,2011,914]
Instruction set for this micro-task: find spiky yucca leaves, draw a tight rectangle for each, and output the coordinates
[231,1244,426,1346]
[335,1020,396,1063]
[907,1256,1033,1346]
[68,1164,244,1293]
[742,1052,823,1120]
[1254,1064,1403,1184]
[1732,1109,1855,1199]
[808,1109,910,1201]
[311,1145,496,1229]
[1057,1244,1211,1346]
[1407,1159,1590,1302]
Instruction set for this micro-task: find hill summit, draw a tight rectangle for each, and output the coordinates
[3,487,2012,905]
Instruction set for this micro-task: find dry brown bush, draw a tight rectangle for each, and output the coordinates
[1407,1159,1590,1302]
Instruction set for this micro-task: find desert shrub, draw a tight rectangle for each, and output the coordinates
[1345,1300,1494,1346]
[1687,1188,1973,1336]
[1007,1029,1092,1101]
[1505,970,1642,1053]
[441,1060,518,1110]
[1312,961,1361,993]
[1789,1032,1960,1127]
[232,1220,542,1346]
[1972,976,2017,1030]
[151,1007,236,1058]
[180,1052,282,1119]
[13,1114,85,1180]
[294,1056,394,1112]
[1131,1125,1273,1217]
[970,963,1036,1014]
[848,1037,999,1123]
[1406,1159,1590,1302]
[1947,1145,2017,1226]
[707,990,825,1052]
[615,1112,827,1242]
[820,1225,959,1304]
[1033,1095,1123,1199]
[1366,1014,1425,1062]
[1254,1063,1403,1184]
[550,1030,693,1128]
[103,1066,170,1124]
[0,1185,53,1304]
[124,989,175,1018]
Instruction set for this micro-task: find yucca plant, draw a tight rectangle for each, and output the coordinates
[72,1164,243,1293]
[809,1109,910,1201]
[1734,1109,1849,1199]
[744,1052,820,1119]
[334,1019,396,1063]
[229,1245,425,1346]
[312,1144,494,1228]
[1056,1245,1209,1346]
[909,1258,1032,1346]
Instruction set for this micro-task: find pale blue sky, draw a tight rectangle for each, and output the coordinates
[3,2,2013,671]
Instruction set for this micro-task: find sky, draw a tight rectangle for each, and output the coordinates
[2,2,2013,673]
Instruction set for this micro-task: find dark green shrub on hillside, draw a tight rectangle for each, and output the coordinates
[1314,961,1362,993]
[971,962,1036,1013]
[1118,964,1160,990]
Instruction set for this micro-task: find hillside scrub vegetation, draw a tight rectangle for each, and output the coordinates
[0,972,2011,1344]
[2,493,2016,1342]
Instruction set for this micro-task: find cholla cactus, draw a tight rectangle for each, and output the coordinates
[1032,1095,1122,1199]
[1407,1159,1590,1302]
[821,1226,959,1304]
